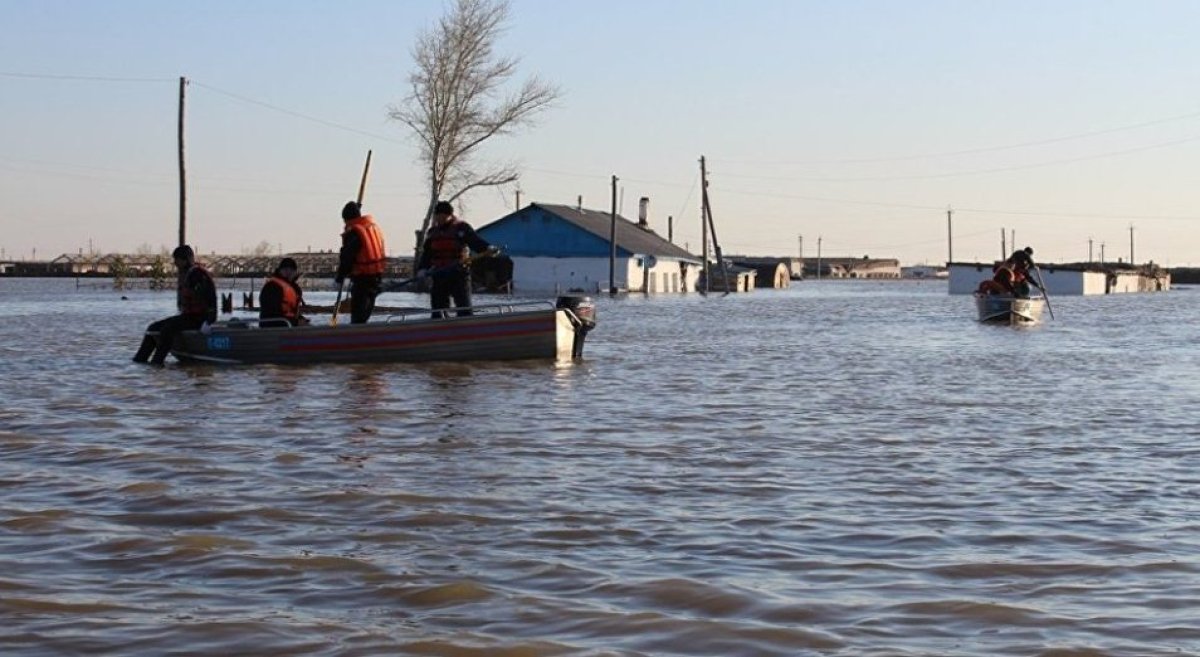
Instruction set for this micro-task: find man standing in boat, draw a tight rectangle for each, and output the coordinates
[980,246,1041,298]
[416,201,497,318]
[260,257,309,326]
[335,201,387,324]
[132,244,217,365]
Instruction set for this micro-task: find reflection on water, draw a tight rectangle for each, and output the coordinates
[1,278,1199,656]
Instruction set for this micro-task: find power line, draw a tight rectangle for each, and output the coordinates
[189,80,406,144]
[715,107,1200,165]
[0,71,175,83]
[714,134,1200,183]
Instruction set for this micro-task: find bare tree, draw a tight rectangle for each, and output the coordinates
[389,0,560,257]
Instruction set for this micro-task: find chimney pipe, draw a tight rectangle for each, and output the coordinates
[577,195,583,211]
[638,197,649,228]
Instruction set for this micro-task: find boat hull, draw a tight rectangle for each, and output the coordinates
[169,301,593,365]
[974,294,1045,325]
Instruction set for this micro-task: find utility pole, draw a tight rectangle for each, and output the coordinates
[667,215,673,243]
[817,236,823,281]
[946,207,953,264]
[178,76,188,247]
[515,188,521,211]
[1088,237,1093,263]
[1000,228,1006,261]
[1129,224,1135,264]
[700,157,709,293]
[609,175,618,295]
[1100,242,1106,265]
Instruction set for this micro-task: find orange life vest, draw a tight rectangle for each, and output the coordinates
[263,275,301,322]
[425,218,469,268]
[343,215,386,276]
[178,264,214,317]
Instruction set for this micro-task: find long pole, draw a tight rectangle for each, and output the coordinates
[946,207,953,264]
[1001,228,1006,261]
[1129,224,1135,264]
[177,76,187,247]
[515,188,521,211]
[700,157,709,293]
[1088,237,1093,263]
[609,174,618,294]
[331,150,373,326]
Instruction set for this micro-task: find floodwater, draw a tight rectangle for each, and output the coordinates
[1,277,1198,657]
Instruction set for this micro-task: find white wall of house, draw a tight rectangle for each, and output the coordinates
[949,263,1167,295]
[509,256,699,294]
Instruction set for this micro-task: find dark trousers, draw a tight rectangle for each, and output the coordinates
[349,276,381,324]
[134,314,205,364]
[430,272,473,318]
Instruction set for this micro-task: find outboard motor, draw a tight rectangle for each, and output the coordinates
[556,295,596,359]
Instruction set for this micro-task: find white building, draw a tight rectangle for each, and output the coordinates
[476,203,703,294]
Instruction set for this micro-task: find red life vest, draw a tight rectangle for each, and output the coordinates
[343,215,386,276]
[178,264,214,317]
[425,218,468,268]
[263,275,301,323]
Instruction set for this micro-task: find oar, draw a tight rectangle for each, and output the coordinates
[1033,263,1055,320]
[381,247,503,293]
[332,149,373,327]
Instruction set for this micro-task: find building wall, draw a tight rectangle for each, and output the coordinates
[510,256,698,294]
[949,263,1169,295]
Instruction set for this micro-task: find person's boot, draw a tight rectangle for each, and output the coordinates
[132,335,156,363]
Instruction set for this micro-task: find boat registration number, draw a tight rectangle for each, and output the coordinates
[206,336,232,350]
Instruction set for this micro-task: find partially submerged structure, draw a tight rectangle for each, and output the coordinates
[476,203,702,294]
[949,262,1170,295]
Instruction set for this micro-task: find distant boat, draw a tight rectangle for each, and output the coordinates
[165,296,596,365]
[974,293,1045,325]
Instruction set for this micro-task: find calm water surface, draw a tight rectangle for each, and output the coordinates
[1,278,1198,656]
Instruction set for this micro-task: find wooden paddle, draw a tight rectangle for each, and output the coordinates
[331,149,373,326]
[1033,263,1055,320]
[381,247,502,293]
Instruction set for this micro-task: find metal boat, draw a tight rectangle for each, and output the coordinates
[165,296,596,365]
[974,293,1045,325]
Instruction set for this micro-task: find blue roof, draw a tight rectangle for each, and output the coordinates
[477,203,700,260]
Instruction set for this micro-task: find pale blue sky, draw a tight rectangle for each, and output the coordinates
[3,0,1199,265]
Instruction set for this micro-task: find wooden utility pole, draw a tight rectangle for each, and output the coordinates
[1001,228,1006,261]
[515,188,522,211]
[946,207,953,264]
[177,76,188,247]
[609,175,618,294]
[1129,224,1135,264]
[1088,237,1093,263]
[700,156,731,294]
[700,157,709,293]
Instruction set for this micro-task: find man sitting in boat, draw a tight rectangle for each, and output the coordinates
[977,246,1042,298]
[132,244,217,365]
[259,257,309,327]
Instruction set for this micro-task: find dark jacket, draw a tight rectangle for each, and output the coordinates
[418,218,491,273]
[178,265,217,323]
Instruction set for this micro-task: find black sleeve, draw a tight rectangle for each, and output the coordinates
[337,230,361,280]
[417,236,433,270]
[190,269,218,322]
[259,281,282,319]
[459,223,491,254]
